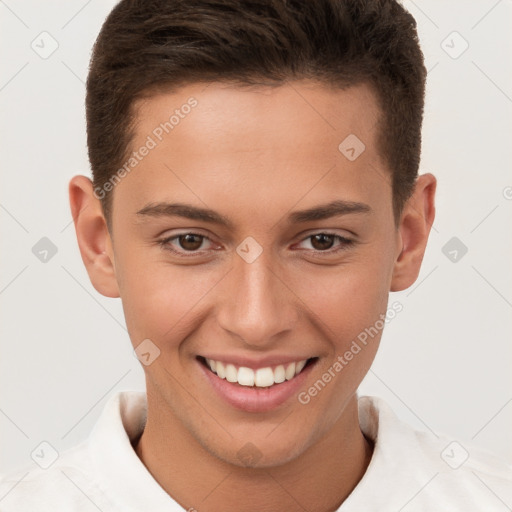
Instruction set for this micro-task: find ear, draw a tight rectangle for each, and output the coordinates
[390,173,436,292]
[68,175,120,298]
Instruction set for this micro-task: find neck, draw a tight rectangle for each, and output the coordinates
[134,394,373,512]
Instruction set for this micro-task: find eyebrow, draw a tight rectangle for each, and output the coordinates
[135,199,371,228]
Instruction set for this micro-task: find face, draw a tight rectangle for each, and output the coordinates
[78,81,410,467]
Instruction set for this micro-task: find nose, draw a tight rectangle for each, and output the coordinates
[216,248,298,349]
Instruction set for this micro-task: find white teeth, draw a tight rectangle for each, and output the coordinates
[285,362,296,381]
[204,357,310,387]
[216,361,226,379]
[237,367,254,386]
[295,360,307,375]
[254,367,274,387]
[225,364,238,383]
[274,365,286,384]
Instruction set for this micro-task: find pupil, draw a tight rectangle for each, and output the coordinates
[311,234,334,250]
[180,234,202,251]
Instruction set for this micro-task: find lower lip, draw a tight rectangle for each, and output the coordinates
[197,358,317,413]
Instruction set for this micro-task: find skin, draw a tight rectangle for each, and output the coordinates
[69,80,436,512]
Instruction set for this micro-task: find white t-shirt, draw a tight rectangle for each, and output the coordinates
[1,391,511,511]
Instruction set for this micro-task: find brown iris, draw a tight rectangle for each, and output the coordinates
[178,234,204,251]
[310,234,335,251]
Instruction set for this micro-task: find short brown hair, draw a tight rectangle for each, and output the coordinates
[86,0,426,229]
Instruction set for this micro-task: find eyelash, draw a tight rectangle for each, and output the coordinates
[156,232,355,258]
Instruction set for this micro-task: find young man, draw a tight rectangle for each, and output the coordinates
[1,0,511,510]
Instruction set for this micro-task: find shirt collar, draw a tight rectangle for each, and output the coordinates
[338,395,439,510]
[87,390,182,511]
[86,391,436,511]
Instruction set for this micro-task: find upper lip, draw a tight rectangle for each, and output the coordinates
[198,354,316,370]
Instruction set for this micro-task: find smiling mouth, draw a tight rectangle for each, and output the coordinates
[197,356,318,388]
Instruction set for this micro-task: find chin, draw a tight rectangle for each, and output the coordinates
[204,431,313,469]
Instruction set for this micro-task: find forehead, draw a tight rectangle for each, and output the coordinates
[114,80,390,221]
[133,80,382,154]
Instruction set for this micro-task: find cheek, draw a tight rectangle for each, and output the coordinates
[294,256,391,345]
[291,261,390,423]
[116,251,224,348]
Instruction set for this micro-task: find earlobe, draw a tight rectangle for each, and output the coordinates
[68,175,120,298]
[390,173,436,292]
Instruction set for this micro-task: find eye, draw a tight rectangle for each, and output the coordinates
[157,232,216,256]
[295,232,354,254]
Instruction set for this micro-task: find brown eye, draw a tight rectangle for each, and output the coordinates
[177,234,204,251]
[157,232,214,256]
[295,232,355,256]
[310,233,336,250]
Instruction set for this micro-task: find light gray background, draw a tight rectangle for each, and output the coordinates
[1,0,511,476]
